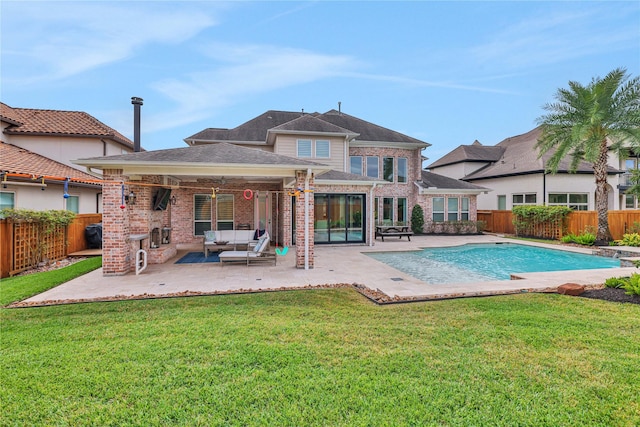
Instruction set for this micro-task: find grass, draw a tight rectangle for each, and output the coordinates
[1,270,639,426]
[0,257,102,306]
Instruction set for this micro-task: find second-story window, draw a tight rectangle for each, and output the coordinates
[398,158,407,183]
[350,156,363,175]
[366,156,379,178]
[383,157,394,182]
[315,140,330,158]
[297,139,312,158]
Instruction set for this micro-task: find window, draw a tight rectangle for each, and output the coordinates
[297,139,312,158]
[350,156,363,175]
[461,197,469,220]
[433,197,445,222]
[374,197,379,224]
[66,195,79,213]
[549,193,588,211]
[366,156,379,178]
[397,158,407,183]
[626,194,637,209]
[216,194,234,230]
[194,194,212,236]
[315,140,330,158]
[447,197,459,221]
[0,192,15,210]
[383,197,393,224]
[383,157,394,182]
[497,195,506,210]
[397,198,407,225]
[512,193,537,205]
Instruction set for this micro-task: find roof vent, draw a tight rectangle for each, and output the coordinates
[131,97,143,152]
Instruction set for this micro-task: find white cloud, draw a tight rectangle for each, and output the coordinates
[2,2,216,82]
[145,43,360,132]
[471,6,640,69]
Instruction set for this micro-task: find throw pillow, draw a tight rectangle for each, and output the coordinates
[204,230,216,242]
[253,229,266,240]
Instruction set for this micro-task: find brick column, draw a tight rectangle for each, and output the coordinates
[282,192,292,247]
[295,171,314,269]
[102,170,131,275]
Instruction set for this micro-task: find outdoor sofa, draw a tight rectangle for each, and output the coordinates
[218,233,276,266]
[203,229,265,257]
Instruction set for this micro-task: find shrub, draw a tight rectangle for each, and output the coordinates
[561,233,576,243]
[604,277,627,289]
[623,274,640,296]
[410,204,424,234]
[560,229,596,246]
[615,233,640,247]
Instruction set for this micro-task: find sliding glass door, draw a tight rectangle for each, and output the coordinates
[314,194,365,244]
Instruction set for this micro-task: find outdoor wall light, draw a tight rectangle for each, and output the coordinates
[125,190,137,205]
[170,195,177,205]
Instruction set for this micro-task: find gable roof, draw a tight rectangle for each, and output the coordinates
[462,126,620,181]
[417,171,488,194]
[427,143,505,168]
[184,109,429,148]
[1,142,100,186]
[317,110,430,147]
[0,102,134,149]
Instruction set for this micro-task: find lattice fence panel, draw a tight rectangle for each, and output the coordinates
[10,222,68,275]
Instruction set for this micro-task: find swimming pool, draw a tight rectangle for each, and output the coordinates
[365,243,620,284]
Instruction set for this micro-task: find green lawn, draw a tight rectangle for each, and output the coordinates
[1,268,639,426]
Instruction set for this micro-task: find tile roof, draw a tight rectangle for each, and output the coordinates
[75,141,328,167]
[185,109,429,147]
[0,102,133,148]
[419,171,488,191]
[462,126,620,181]
[0,142,100,185]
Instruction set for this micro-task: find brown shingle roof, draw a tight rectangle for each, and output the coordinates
[185,109,430,147]
[419,170,487,191]
[463,127,620,181]
[0,142,100,185]
[427,143,505,168]
[0,102,133,148]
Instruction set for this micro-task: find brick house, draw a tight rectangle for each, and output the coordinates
[74,109,486,275]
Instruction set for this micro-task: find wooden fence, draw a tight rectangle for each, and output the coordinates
[478,210,640,240]
[0,213,102,278]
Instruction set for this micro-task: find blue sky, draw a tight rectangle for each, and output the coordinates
[2,1,639,163]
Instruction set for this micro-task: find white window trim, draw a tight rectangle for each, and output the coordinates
[548,192,589,210]
[512,193,537,206]
[315,139,330,158]
[297,139,312,158]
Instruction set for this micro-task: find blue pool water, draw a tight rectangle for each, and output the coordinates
[365,243,620,284]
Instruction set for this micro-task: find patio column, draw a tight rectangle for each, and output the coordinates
[102,169,131,275]
[295,170,314,269]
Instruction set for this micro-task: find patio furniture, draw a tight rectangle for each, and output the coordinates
[375,225,414,241]
[203,229,263,257]
[219,233,276,266]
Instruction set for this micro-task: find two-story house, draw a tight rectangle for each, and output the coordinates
[0,102,135,213]
[428,126,625,211]
[74,109,486,275]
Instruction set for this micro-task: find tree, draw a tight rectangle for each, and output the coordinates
[410,204,424,234]
[536,68,640,243]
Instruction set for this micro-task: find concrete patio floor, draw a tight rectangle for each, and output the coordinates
[20,234,637,306]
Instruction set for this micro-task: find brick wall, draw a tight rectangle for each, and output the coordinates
[295,171,314,269]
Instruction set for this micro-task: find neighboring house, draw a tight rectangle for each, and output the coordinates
[428,126,626,211]
[0,102,135,213]
[74,109,486,275]
[0,142,102,213]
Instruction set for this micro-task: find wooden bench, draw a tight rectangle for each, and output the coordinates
[375,226,414,242]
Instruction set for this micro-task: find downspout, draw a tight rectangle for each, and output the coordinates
[304,168,311,270]
[369,182,377,246]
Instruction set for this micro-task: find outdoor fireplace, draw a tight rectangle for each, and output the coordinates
[151,228,161,248]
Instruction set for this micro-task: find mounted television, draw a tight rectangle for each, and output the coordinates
[153,188,172,211]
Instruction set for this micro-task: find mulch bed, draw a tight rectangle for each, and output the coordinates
[579,287,640,305]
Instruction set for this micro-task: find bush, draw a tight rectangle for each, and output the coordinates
[604,277,627,289]
[560,229,596,246]
[624,274,640,296]
[410,204,424,234]
[615,233,640,247]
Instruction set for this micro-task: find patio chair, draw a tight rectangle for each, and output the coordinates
[219,233,276,266]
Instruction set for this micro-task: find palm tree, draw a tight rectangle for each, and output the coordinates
[536,68,640,243]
